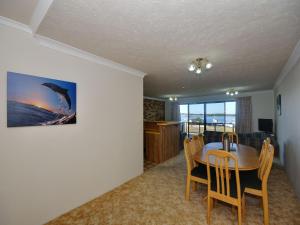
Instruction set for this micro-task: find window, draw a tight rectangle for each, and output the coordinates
[179,104,188,122]
[225,102,236,132]
[206,102,225,132]
[179,101,236,137]
[189,104,204,134]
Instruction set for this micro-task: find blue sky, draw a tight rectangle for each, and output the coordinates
[7,72,76,115]
[180,102,236,114]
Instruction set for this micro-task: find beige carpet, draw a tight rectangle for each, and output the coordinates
[144,159,157,171]
[46,152,300,225]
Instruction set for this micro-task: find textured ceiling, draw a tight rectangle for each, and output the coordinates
[0,0,39,24]
[2,0,300,98]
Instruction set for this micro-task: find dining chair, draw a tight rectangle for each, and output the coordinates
[241,142,274,225]
[222,132,239,144]
[184,138,208,200]
[206,150,245,225]
[259,138,271,164]
[190,134,205,156]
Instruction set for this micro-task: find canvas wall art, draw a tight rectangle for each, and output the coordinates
[7,72,77,127]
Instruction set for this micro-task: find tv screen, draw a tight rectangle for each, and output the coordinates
[258,119,273,133]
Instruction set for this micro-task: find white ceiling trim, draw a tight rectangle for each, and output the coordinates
[274,39,300,89]
[0,16,32,34]
[0,16,146,78]
[34,34,146,77]
[30,0,54,34]
[178,89,274,104]
[143,96,166,102]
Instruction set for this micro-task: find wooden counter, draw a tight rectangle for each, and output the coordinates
[144,121,180,163]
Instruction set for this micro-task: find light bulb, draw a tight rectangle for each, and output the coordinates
[196,68,202,74]
[226,91,230,95]
[169,97,173,101]
[230,93,234,96]
[235,91,238,95]
[188,64,196,71]
[206,62,213,69]
[174,97,178,101]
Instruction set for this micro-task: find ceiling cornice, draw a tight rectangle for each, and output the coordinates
[34,34,147,77]
[0,16,32,33]
[274,39,300,89]
[143,96,166,101]
[0,16,146,78]
[30,0,54,34]
[178,89,274,104]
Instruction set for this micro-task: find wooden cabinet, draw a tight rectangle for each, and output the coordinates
[144,121,180,163]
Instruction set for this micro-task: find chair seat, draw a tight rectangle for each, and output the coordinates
[239,169,262,190]
[210,174,245,198]
[191,164,208,179]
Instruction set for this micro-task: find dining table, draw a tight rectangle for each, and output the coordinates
[193,142,259,171]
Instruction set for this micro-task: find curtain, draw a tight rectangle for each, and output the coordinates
[171,102,180,121]
[236,96,252,133]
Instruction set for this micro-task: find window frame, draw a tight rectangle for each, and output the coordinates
[179,100,236,136]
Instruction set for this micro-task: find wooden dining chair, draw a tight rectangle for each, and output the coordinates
[184,138,208,200]
[241,142,274,225]
[206,150,245,225]
[190,134,205,156]
[259,138,271,164]
[222,132,239,144]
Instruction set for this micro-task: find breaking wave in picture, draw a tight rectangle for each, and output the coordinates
[56,93,72,115]
[7,101,76,127]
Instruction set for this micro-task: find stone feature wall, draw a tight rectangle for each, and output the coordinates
[144,99,165,121]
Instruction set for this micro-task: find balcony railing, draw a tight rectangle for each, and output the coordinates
[180,122,235,137]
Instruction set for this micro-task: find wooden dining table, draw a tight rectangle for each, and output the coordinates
[193,142,259,171]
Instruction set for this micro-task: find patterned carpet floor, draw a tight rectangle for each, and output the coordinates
[46,152,300,225]
[143,159,157,171]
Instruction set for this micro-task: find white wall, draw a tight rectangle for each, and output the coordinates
[176,90,274,132]
[274,57,300,198]
[0,25,143,225]
[250,91,275,132]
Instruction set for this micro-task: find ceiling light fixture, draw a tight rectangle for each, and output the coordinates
[226,89,239,96]
[169,96,178,101]
[188,58,213,75]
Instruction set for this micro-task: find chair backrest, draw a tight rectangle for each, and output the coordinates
[222,132,239,144]
[206,150,241,202]
[190,134,204,155]
[198,133,205,147]
[258,142,274,183]
[259,138,271,164]
[184,138,195,173]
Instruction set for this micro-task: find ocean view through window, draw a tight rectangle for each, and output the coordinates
[180,101,236,136]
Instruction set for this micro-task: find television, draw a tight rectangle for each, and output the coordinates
[258,119,273,133]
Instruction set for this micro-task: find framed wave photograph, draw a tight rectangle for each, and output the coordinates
[7,72,77,127]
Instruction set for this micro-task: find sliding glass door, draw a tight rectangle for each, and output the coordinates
[206,102,225,132]
[179,104,188,134]
[179,101,236,137]
[189,104,204,135]
[225,101,236,132]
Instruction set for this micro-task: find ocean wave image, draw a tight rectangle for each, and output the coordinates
[7,72,77,127]
[7,101,76,127]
